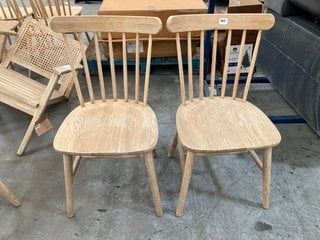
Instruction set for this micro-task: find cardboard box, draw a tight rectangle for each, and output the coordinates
[216,0,262,73]
[98,0,208,39]
[228,0,263,14]
[217,32,255,74]
[101,39,197,59]
[228,0,262,44]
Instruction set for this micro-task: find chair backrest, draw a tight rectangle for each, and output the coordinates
[0,0,32,24]
[50,15,162,107]
[166,13,275,105]
[2,19,81,97]
[31,0,78,26]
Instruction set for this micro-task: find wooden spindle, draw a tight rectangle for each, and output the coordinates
[199,30,204,100]
[243,30,262,101]
[122,33,128,101]
[67,0,72,16]
[0,2,8,19]
[95,32,106,101]
[134,33,140,103]
[143,34,152,106]
[78,32,95,103]
[63,33,84,106]
[176,33,186,106]
[187,31,193,102]
[232,30,247,99]
[221,30,232,98]
[210,30,218,98]
[108,32,117,101]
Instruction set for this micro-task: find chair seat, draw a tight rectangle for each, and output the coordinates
[177,97,281,153]
[53,100,158,156]
[0,67,63,108]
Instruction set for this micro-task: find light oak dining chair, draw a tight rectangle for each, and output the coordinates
[167,13,281,217]
[31,0,82,26]
[50,15,163,218]
[0,0,33,25]
[0,19,81,155]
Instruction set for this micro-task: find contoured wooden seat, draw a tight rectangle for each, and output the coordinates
[0,19,81,155]
[50,15,163,217]
[166,14,281,216]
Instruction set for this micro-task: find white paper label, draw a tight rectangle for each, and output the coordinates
[219,18,228,25]
[127,41,144,53]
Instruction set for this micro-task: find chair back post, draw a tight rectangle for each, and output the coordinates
[62,33,85,106]
[50,15,162,107]
[143,34,153,106]
[167,13,275,103]
[241,30,262,101]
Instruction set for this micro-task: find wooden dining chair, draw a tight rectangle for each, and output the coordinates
[50,15,163,218]
[0,19,81,155]
[0,0,33,25]
[31,0,82,26]
[166,13,281,217]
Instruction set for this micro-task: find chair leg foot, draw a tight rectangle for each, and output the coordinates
[63,154,74,217]
[168,131,178,157]
[0,181,21,207]
[262,148,272,209]
[176,151,195,217]
[17,119,37,155]
[143,152,163,217]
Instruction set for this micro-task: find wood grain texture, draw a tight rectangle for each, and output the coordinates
[54,100,158,156]
[0,19,81,155]
[176,98,281,153]
[0,181,21,207]
[31,0,82,26]
[52,15,163,216]
[50,15,162,35]
[167,13,275,32]
[174,13,280,216]
[0,0,33,23]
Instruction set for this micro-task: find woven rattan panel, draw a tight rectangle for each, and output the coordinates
[11,20,81,85]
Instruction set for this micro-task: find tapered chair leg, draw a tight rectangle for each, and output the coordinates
[143,152,163,217]
[262,148,272,209]
[0,181,21,207]
[17,116,38,155]
[176,151,195,217]
[168,131,178,157]
[178,137,186,172]
[63,154,74,217]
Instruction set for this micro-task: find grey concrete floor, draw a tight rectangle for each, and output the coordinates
[1,2,320,240]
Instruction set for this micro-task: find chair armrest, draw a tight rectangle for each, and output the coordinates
[52,64,83,76]
[0,30,17,36]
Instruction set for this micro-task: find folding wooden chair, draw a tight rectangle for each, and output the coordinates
[50,15,163,217]
[167,13,281,216]
[0,19,81,155]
